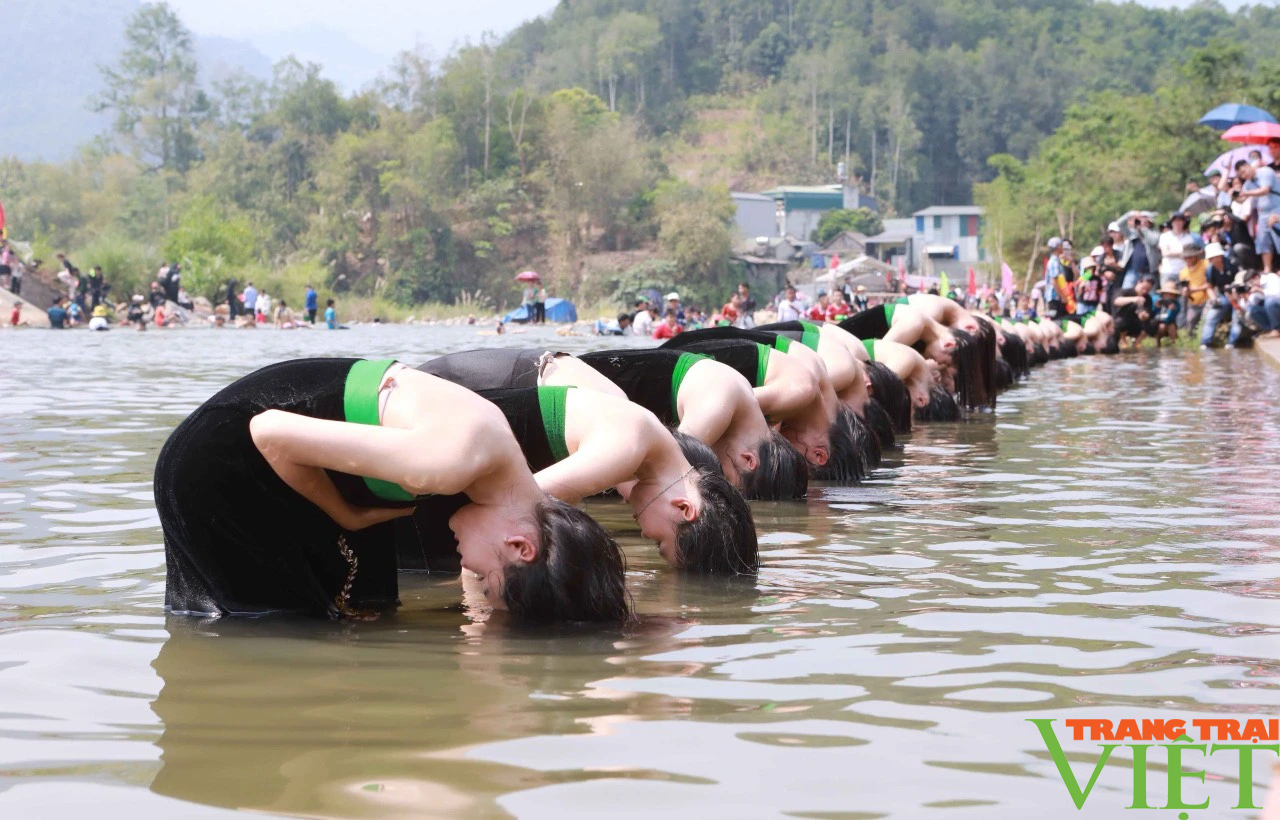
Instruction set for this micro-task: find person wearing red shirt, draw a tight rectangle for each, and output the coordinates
[652,309,682,339]
[806,291,829,322]
[826,290,851,322]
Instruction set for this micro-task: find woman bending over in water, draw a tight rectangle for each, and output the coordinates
[415,350,759,573]
[154,358,629,622]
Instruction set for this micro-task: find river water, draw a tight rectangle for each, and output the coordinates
[2,325,1279,818]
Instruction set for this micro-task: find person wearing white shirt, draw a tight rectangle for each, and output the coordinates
[631,305,655,336]
[1251,270,1280,336]
[776,285,803,322]
[1158,213,1190,286]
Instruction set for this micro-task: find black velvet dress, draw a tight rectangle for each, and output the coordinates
[154,358,411,618]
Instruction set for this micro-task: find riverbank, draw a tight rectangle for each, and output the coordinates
[1258,336,1280,371]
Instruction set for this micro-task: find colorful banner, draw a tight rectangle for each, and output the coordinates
[967,266,977,295]
[939,271,950,297]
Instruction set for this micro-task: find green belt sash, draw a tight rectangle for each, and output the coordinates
[343,358,416,502]
[884,303,897,324]
[671,353,709,419]
[755,343,770,387]
[863,339,876,362]
[798,320,821,351]
[773,335,792,353]
[537,385,572,463]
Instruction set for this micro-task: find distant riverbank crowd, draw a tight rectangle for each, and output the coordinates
[1011,135,1280,348]
[1,246,351,332]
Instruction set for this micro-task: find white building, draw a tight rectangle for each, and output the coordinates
[912,206,985,276]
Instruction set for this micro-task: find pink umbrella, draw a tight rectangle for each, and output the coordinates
[514,271,541,282]
[1206,145,1274,178]
[1222,121,1280,145]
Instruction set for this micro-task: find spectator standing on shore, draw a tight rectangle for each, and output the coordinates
[631,302,655,336]
[853,285,869,312]
[304,284,318,323]
[664,292,684,324]
[1158,213,1190,287]
[226,279,240,319]
[776,285,803,322]
[1043,237,1070,317]
[1200,243,1239,348]
[521,280,536,319]
[737,283,757,328]
[534,283,548,324]
[256,291,271,325]
[1077,255,1102,315]
[1179,243,1209,330]
[242,282,258,318]
[1237,159,1280,273]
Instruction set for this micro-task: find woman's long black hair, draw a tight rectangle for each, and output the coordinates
[861,398,897,450]
[675,468,760,575]
[739,430,809,501]
[811,405,865,484]
[865,361,911,434]
[914,383,961,422]
[504,499,630,623]
[999,332,1030,379]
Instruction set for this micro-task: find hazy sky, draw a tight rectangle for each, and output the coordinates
[167,0,560,59]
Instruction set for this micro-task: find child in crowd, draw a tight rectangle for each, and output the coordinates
[652,308,682,339]
[1154,284,1181,346]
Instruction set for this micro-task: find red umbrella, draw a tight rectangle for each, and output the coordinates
[514,271,541,283]
[1222,122,1280,145]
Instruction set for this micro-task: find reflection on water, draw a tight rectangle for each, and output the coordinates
[2,327,1280,818]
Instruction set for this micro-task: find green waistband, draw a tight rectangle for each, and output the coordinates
[885,303,897,324]
[538,385,572,463]
[755,343,771,388]
[863,339,876,362]
[343,359,416,502]
[894,297,910,306]
[773,334,792,353]
[671,353,709,419]
[798,320,821,351]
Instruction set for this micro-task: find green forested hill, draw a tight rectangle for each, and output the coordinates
[500,0,1280,210]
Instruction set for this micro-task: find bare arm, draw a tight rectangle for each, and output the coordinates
[249,398,507,528]
[534,392,659,503]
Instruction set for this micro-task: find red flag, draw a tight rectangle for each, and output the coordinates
[967,267,977,295]
[0,198,6,238]
[830,253,840,269]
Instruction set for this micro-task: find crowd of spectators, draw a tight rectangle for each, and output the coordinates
[1005,134,1280,348]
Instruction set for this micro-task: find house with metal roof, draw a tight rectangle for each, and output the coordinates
[759,185,845,240]
[911,205,985,277]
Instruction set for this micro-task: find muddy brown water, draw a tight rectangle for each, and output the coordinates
[2,325,1279,818]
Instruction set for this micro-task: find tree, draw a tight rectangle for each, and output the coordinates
[93,2,208,175]
[597,13,662,112]
[654,180,735,304]
[813,208,884,244]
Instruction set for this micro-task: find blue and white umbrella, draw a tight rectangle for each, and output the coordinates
[1199,103,1277,130]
